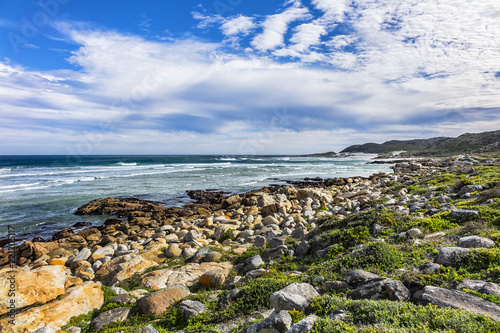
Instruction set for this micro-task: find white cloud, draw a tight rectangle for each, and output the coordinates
[221,15,255,36]
[251,6,312,51]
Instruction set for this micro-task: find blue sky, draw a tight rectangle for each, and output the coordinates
[0,0,499,154]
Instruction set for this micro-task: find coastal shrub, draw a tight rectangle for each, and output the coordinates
[289,309,305,324]
[310,295,500,332]
[101,285,118,303]
[419,214,458,232]
[308,242,402,280]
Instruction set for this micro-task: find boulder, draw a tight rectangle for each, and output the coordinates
[458,185,483,197]
[199,269,228,288]
[260,246,288,262]
[94,254,156,286]
[179,300,208,320]
[347,278,388,300]
[384,280,410,302]
[0,265,66,315]
[141,262,233,290]
[108,294,136,305]
[418,286,500,321]
[139,324,159,333]
[91,307,131,332]
[244,310,292,333]
[458,236,495,248]
[450,209,480,220]
[457,280,500,297]
[285,315,318,333]
[434,247,470,267]
[295,241,310,257]
[270,283,320,312]
[345,270,380,287]
[137,284,190,315]
[238,255,264,274]
[165,243,182,258]
[0,282,103,332]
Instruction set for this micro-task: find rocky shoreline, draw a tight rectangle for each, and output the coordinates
[1,155,500,332]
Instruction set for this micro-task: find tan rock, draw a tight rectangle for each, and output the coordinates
[137,284,190,315]
[94,254,156,286]
[0,282,103,332]
[0,265,66,315]
[48,258,67,266]
[141,262,233,290]
[165,244,182,258]
[199,269,228,288]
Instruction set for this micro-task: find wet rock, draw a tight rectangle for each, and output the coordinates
[137,284,190,315]
[270,283,320,312]
[91,307,131,332]
[418,286,500,321]
[458,236,495,248]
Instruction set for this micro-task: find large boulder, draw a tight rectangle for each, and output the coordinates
[0,265,66,315]
[345,270,380,287]
[0,282,103,332]
[418,286,500,321]
[347,278,388,300]
[270,283,320,312]
[450,209,480,220]
[137,284,190,315]
[141,262,233,290]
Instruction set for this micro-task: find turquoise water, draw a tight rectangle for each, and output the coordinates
[0,155,390,242]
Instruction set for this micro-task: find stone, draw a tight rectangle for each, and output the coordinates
[458,185,483,197]
[139,324,159,333]
[0,282,103,333]
[109,294,136,305]
[204,251,223,262]
[90,246,115,262]
[270,283,320,312]
[434,247,470,267]
[245,269,269,279]
[285,315,318,333]
[31,328,56,333]
[65,327,82,333]
[321,281,350,293]
[458,236,495,248]
[244,310,292,333]
[179,300,208,320]
[269,236,287,248]
[347,278,389,300]
[290,227,307,239]
[450,209,480,219]
[406,228,423,239]
[328,310,346,321]
[220,288,243,309]
[418,262,441,273]
[384,280,410,301]
[184,230,202,242]
[260,246,287,262]
[457,280,500,297]
[94,254,156,286]
[111,286,128,295]
[165,243,182,258]
[73,247,92,261]
[0,265,66,315]
[141,262,233,290]
[91,307,131,332]
[345,269,380,287]
[239,255,264,274]
[137,284,190,315]
[295,240,310,257]
[418,286,500,321]
[192,246,211,263]
[199,269,228,288]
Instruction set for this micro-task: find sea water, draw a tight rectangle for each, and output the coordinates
[0,155,390,242]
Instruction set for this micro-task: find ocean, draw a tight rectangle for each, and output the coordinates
[0,155,390,243]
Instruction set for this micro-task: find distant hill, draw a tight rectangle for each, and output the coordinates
[341,130,500,155]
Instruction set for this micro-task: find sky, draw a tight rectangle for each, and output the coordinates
[0,0,499,155]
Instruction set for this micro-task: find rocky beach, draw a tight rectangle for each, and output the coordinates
[1,154,500,332]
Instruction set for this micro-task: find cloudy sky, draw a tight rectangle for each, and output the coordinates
[1,0,499,155]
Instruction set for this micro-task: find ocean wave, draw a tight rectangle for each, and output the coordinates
[0,182,42,190]
[0,168,11,173]
[117,162,138,166]
[218,157,236,161]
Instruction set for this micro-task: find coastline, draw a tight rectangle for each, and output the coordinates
[1,155,499,332]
